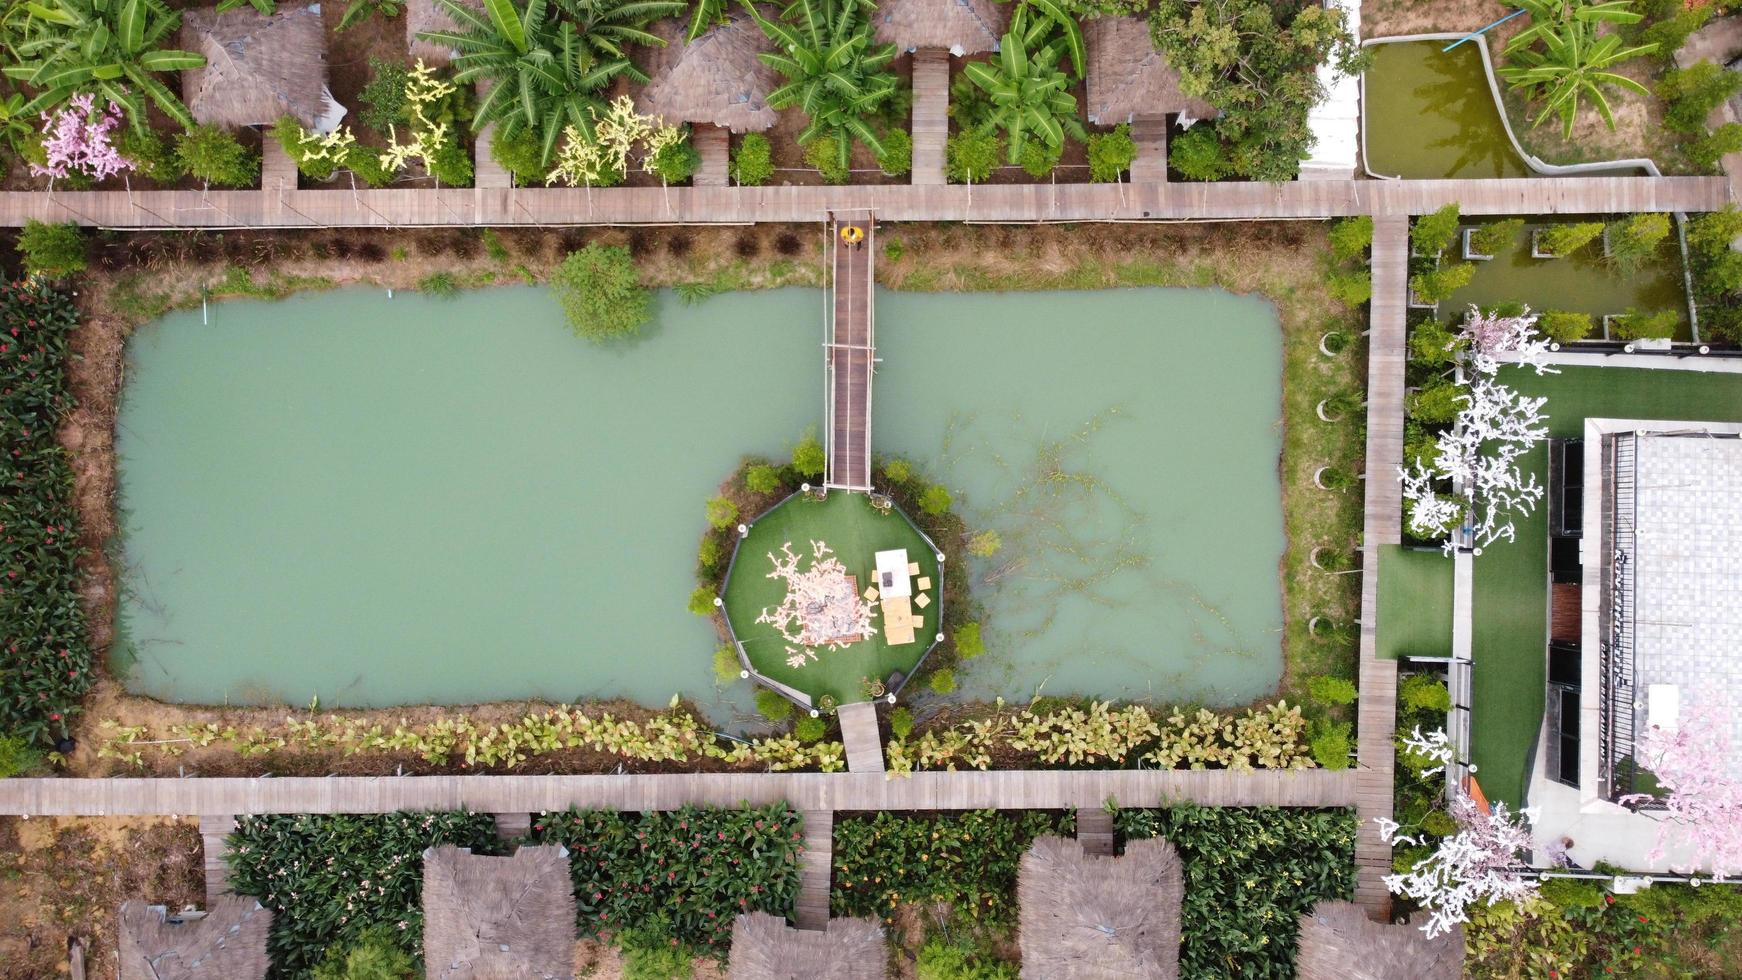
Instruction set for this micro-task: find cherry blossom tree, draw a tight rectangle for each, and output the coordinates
[29,94,134,182]
[1378,793,1540,938]
[1618,706,1742,880]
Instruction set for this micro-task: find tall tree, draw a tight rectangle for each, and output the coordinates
[3,0,205,129]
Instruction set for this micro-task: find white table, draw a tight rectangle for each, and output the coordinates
[873,549,912,598]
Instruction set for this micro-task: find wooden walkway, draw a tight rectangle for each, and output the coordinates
[825,214,874,491]
[1353,216,1408,919]
[1075,807,1115,856]
[1130,115,1169,183]
[911,50,949,186]
[836,701,885,773]
[796,809,833,929]
[473,124,512,189]
[0,176,1724,229]
[692,124,730,187]
[0,768,1354,816]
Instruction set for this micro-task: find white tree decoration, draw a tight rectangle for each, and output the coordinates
[756,540,876,658]
[1461,307,1558,377]
[1378,793,1540,938]
[1399,725,1457,776]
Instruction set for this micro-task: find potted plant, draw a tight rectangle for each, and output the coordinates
[1319,330,1349,357]
[1531,221,1604,259]
[1462,218,1522,261]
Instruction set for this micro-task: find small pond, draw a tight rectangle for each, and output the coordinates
[116,286,1284,715]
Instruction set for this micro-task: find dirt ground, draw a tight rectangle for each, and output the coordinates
[0,816,204,980]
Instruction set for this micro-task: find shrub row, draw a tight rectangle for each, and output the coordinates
[830,808,1073,922]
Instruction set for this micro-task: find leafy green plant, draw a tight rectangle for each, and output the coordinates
[1307,675,1358,705]
[928,668,957,694]
[176,125,259,188]
[0,733,45,778]
[744,464,782,494]
[620,929,696,980]
[1327,269,1371,306]
[1499,0,1655,138]
[791,429,825,478]
[954,622,984,659]
[17,221,87,278]
[1659,60,1742,135]
[1686,121,1742,172]
[1408,319,1467,367]
[3,0,205,129]
[687,585,716,616]
[1468,217,1524,257]
[960,11,1086,164]
[1538,309,1595,343]
[712,646,740,684]
[730,132,775,186]
[1604,212,1669,274]
[919,483,952,516]
[1328,215,1373,263]
[549,243,649,341]
[1170,124,1230,181]
[1399,672,1452,714]
[114,125,182,183]
[1406,378,1465,424]
[888,707,914,740]
[359,59,412,133]
[747,0,900,172]
[311,927,417,980]
[338,0,404,31]
[1016,138,1062,178]
[793,715,826,743]
[418,271,459,297]
[1408,262,1475,304]
[228,811,500,976]
[1411,203,1461,257]
[1636,0,1712,61]
[756,689,794,722]
[915,936,1018,979]
[878,127,912,177]
[650,138,700,183]
[1537,221,1605,257]
[1611,308,1677,340]
[1309,720,1352,770]
[529,803,803,949]
[831,809,1073,921]
[705,495,738,529]
[966,529,1001,557]
[1116,804,1356,979]
[489,126,549,183]
[946,130,1000,183]
[1086,123,1136,182]
[803,137,850,184]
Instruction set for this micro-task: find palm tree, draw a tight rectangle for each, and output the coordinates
[422,0,643,163]
[3,0,205,129]
[744,0,899,170]
[960,11,1085,163]
[1499,0,1654,137]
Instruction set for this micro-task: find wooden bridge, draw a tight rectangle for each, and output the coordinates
[824,213,875,492]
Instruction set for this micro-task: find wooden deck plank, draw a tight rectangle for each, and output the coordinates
[837,701,885,774]
[1129,116,1168,183]
[910,50,949,187]
[826,215,874,490]
[795,809,833,929]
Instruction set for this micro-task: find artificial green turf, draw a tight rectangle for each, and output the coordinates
[1470,366,1742,806]
[722,492,940,707]
[1377,545,1454,661]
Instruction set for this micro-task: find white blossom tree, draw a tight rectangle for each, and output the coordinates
[1378,793,1540,938]
[1618,706,1742,880]
[756,539,876,657]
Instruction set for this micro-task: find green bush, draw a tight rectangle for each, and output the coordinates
[1409,262,1475,304]
[878,128,913,177]
[418,271,459,297]
[549,244,650,342]
[115,126,184,184]
[966,529,1002,557]
[490,127,549,184]
[425,139,473,187]
[793,715,826,744]
[756,689,794,722]
[882,457,913,483]
[1399,672,1452,714]
[1605,213,1670,276]
[946,130,1001,183]
[1411,204,1461,257]
[1307,675,1358,705]
[1468,217,1523,257]
[697,533,722,571]
[1538,310,1595,344]
[1309,720,1352,770]
[1017,138,1062,179]
[651,139,701,184]
[918,483,952,516]
[805,138,850,184]
[0,283,88,743]
[1408,319,1466,367]
[620,930,696,980]
[176,124,259,188]
[712,646,740,684]
[883,238,905,261]
[1170,125,1229,181]
[1640,0,1712,62]
[1612,308,1678,341]
[1537,222,1604,257]
[954,622,984,659]
[344,148,396,188]
[311,927,417,980]
[1328,215,1373,263]
[272,116,336,181]
[791,429,825,478]
[358,58,411,133]
[745,464,782,494]
[530,803,803,950]
[17,221,86,278]
[928,668,956,695]
[1660,60,1742,135]
[687,585,716,616]
[1327,269,1371,306]
[705,495,738,530]
[731,133,775,186]
[888,706,914,740]
[915,937,1018,979]
[0,733,44,778]
[1686,122,1742,172]
[831,810,1073,921]
[1116,804,1356,979]
[1086,124,1137,182]
[1419,807,1458,838]
[1407,378,1465,425]
[228,811,500,976]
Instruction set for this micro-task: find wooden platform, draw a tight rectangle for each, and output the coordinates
[198,813,236,903]
[693,124,730,187]
[837,701,885,774]
[795,809,833,929]
[473,123,512,189]
[1129,115,1169,183]
[911,50,949,186]
[1075,807,1115,856]
[825,214,874,491]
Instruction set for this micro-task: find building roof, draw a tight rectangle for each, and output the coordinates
[636,12,780,132]
[873,0,1007,56]
[179,5,328,129]
[1017,835,1183,980]
[725,912,886,980]
[1084,16,1218,126]
[421,844,577,980]
[407,0,481,67]
[117,897,271,980]
[1295,901,1463,980]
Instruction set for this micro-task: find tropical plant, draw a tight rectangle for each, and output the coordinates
[1412,203,1462,257]
[959,10,1086,164]
[915,937,1017,980]
[3,0,205,128]
[175,124,258,187]
[730,131,774,185]
[1085,123,1135,182]
[0,93,39,157]
[549,242,649,341]
[1469,217,1524,257]
[338,0,404,32]
[831,810,1073,921]
[1538,309,1595,343]
[946,129,1000,183]
[1499,0,1656,138]
[745,0,899,172]
[1537,220,1604,256]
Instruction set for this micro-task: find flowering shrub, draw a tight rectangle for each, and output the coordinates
[29,94,133,181]
[528,803,803,950]
[1117,804,1357,980]
[227,810,500,976]
[831,809,1073,922]
[1618,706,1742,879]
[0,282,89,744]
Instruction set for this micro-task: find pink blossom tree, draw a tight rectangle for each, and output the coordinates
[1618,706,1742,880]
[1377,792,1540,938]
[29,94,134,182]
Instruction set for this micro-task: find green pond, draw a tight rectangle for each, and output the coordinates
[116,286,1284,716]
[1364,41,1531,180]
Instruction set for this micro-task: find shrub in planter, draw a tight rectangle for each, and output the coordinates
[756,689,793,722]
[1408,318,1466,367]
[1086,124,1136,182]
[878,128,913,177]
[731,133,775,186]
[947,130,1001,183]
[1406,378,1464,425]
[16,221,87,278]
[1400,672,1452,713]
[1536,222,1604,258]
[1170,125,1230,181]
[1408,262,1475,305]
[1328,215,1373,263]
[1467,217,1523,258]
[550,243,649,341]
[1605,213,1670,274]
[1316,466,1354,492]
[175,124,259,188]
[1539,309,1595,344]
[1611,308,1678,341]
[1411,203,1461,257]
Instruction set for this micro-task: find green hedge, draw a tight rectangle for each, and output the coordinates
[0,281,89,744]
[1115,804,1356,980]
[529,802,804,950]
[831,809,1073,922]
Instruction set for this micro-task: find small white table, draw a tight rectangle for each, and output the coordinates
[873,549,912,598]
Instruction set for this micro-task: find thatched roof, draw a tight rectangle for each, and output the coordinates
[1295,901,1464,980]
[1084,16,1218,125]
[117,897,271,980]
[726,912,886,980]
[180,5,328,129]
[421,845,577,980]
[1017,835,1184,980]
[407,0,481,67]
[636,12,779,132]
[874,0,1007,56]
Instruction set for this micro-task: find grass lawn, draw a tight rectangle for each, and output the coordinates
[724,492,940,707]
[1471,366,1742,807]
[1377,545,1454,660]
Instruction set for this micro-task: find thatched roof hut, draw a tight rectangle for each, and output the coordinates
[421,844,577,980]
[1295,901,1464,980]
[1017,835,1184,980]
[407,0,482,67]
[1084,16,1218,126]
[180,5,328,128]
[636,12,779,132]
[725,911,886,980]
[117,897,271,980]
[874,0,1007,56]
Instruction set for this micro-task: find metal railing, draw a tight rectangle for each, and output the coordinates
[1600,433,1639,800]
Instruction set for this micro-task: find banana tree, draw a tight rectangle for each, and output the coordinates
[744,0,899,172]
[553,0,685,61]
[960,11,1085,163]
[686,0,721,42]
[1499,0,1654,137]
[4,0,205,129]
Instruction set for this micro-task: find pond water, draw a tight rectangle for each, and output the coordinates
[116,286,1284,715]
[1364,41,1532,180]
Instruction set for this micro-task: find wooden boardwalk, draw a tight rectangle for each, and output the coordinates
[1130,116,1169,183]
[692,124,730,187]
[796,809,833,929]
[0,176,1724,229]
[825,214,874,491]
[911,50,949,187]
[1075,807,1115,856]
[0,768,1354,816]
[836,701,885,774]
[1353,216,1408,918]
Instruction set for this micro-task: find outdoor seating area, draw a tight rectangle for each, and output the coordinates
[872,549,937,646]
